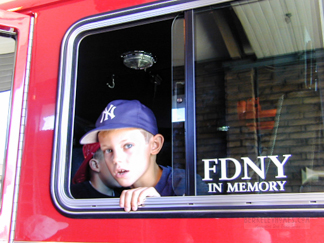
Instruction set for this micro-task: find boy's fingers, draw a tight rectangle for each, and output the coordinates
[119,190,126,210]
[121,189,136,212]
[119,188,143,212]
[131,188,146,211]
[137,187,160,206]
[119,187,161,212]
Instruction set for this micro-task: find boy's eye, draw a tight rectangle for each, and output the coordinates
[125,144,133,149]
[105,149,112,154]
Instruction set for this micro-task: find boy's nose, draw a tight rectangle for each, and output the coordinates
[112,150,124,164]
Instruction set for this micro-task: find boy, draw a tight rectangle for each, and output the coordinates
[80,99,185,212]
[71,142,123,198]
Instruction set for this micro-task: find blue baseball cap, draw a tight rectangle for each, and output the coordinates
[80,100,158,144]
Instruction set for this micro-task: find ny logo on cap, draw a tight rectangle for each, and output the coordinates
[100,104,116,123]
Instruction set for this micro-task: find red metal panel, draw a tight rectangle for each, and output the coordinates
[1,0,323,242]
[0,0,62,11]
[0,9,31,243]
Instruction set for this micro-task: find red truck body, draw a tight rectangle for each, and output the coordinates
[1,0,324,242]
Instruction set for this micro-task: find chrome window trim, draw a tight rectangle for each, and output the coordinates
[52,0,324,217]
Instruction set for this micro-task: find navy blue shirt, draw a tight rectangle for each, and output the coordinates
[154,165,209,196]
[71,181,124,198]
[154,165,185,196]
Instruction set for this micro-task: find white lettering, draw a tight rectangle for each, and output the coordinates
[219,158,241,181]
[247,182,259,192]
[259,181,269,191]
[202,154,291,181]
[100,104,116,123]
[277,180,287,191]
[217,181,287,193]
[268,181,278,191]
[227,183,238,192]
[241,156,266,180]
[268,154,291,178]
[202,159,217,181]
[208,183,223,193]
[239,182,247,192]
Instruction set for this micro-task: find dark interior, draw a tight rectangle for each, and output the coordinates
[74,19,173,141]
[72,18,177,174]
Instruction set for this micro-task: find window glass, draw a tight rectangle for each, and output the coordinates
[0,34,15,205]
[171,16,186,194]
[194,0,324,195]
[71,19,173,198]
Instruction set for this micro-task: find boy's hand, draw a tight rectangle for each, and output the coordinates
[120,187,161,212]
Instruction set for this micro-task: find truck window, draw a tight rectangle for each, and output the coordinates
[193,0,324,196]
[52,0,324,216]
[0,33,15,205]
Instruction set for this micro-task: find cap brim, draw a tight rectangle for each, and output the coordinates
[79,129,100,144]
[80,124,140,144]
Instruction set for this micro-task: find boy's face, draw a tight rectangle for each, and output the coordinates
[98,158,121,188]
[98,128,152,188]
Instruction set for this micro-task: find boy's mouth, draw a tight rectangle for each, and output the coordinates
[116,169,129,177]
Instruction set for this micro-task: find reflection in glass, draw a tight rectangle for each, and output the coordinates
[0,34,15,205]
[172,16,186,176]
[194,0,324,195]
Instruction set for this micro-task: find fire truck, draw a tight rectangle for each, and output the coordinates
[1,0,324,242]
